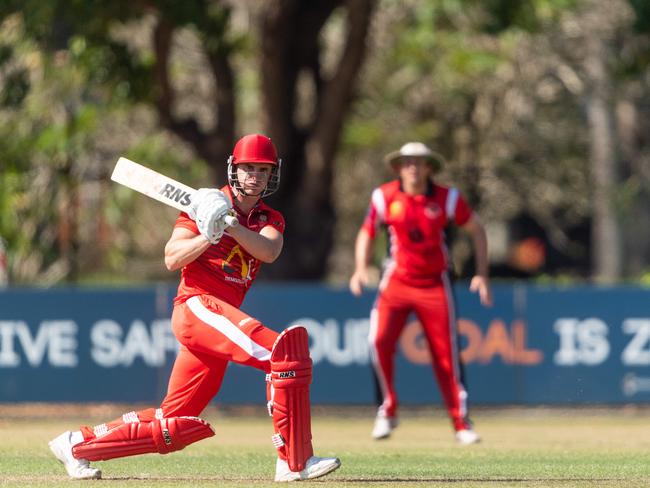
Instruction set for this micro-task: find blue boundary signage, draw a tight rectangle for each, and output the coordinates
[2,284,650,405]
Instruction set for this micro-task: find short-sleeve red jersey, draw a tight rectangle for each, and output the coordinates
[173,186,285,308]
[362,180,473,287]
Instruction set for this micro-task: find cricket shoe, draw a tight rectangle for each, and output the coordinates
[371,413,399,440]
[274,455,341,482]
[49,431,102,480]
[455,428,481,445]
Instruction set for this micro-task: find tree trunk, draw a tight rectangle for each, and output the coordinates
[584,35,621,282]
[152,16,235,185]
[150,2,375,280]
[259,0,375,279]
[616,100,650,276]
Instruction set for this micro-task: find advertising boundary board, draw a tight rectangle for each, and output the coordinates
[1,284,650,405]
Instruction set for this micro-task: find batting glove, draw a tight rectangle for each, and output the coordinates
[188,188,229,220]
[194,191,232,244]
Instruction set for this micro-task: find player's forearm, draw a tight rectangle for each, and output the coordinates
[354,228,373,272]
[470,225,490,278]
[164,235,212,271]
[227,225,282,263]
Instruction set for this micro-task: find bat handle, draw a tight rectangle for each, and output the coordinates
[224,214,239,228]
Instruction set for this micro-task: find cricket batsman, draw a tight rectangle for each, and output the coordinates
[49,134,341,481]
[349,142,493,444]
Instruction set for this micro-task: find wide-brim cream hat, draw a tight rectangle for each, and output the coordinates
[384,142,445,172]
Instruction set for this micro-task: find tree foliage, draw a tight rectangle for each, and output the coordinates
[1,0,649,285]
[332,0,650,282]
[1,0,377,283]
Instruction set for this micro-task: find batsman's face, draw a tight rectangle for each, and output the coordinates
[236,163,273,195]
[398,157,431,186]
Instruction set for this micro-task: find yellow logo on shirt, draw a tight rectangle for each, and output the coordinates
[388,200,405,220]
[222,245,249,279]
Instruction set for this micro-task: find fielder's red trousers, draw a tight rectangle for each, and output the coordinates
[370,273,471,431]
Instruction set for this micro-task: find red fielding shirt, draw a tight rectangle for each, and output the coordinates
[362,180,473,287]
[173,186,285,308]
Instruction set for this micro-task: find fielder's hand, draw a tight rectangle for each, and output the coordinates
[349,268,369,297]
[469,275,493,307]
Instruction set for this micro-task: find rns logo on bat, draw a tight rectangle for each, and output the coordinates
[159,184,191,206]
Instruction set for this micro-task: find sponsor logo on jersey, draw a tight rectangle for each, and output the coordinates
[425,203,441,219]
[388,200,405,220]
[408,227,424,243]
[222,261,237,275]
[224,275,246,284]
[222,245,249,279]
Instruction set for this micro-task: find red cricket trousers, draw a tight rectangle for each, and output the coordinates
[80,294,279,440]
[369,273,471,431]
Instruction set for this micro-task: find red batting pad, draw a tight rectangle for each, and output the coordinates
[72,416,214,461]
[270,326,314,472]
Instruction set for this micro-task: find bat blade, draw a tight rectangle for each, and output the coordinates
[110,157,238,227]
[111,157,195,213]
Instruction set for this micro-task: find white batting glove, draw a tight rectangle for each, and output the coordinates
[187,188,228,220]
[197,212,228,243]
[194,191,232,244]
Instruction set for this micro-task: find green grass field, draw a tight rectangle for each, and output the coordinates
[3,406,650,487]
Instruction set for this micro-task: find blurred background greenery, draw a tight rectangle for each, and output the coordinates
[1,0,649,287]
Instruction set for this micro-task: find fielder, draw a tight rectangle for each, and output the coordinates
[349,142,493,444]
[49,134,341,481]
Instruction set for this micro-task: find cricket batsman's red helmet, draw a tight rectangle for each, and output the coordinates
[228,134,281,197]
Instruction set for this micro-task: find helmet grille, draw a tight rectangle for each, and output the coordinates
[228,158,281,198]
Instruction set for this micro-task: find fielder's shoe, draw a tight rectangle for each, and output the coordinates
[455,428,481,445]
[274,455,341,482]
[49,431,102,480]
[371,413,399,440]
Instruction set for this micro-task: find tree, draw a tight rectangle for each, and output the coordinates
[1,0,377,281]
[331,0,595,281]
[3,0,650,285]
[581,1,625,282]
[259,0,376,278]
[331,0,650,283]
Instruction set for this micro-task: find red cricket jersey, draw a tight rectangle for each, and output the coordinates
[362,180,473,287]
[173,186,285,308]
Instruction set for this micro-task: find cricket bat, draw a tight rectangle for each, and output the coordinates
[110,157,238,227]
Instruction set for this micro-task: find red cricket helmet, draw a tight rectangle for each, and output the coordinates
[227,134,282,197]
